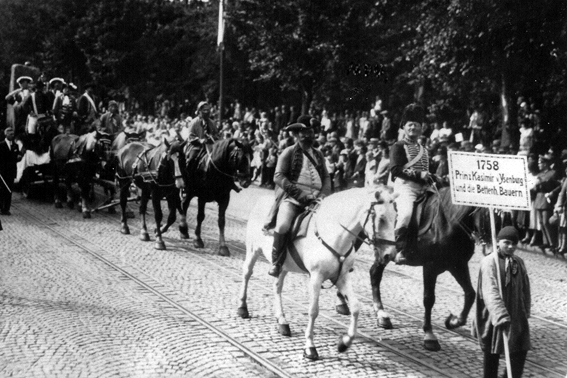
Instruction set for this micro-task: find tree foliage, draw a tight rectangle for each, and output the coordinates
[0,0,566,132]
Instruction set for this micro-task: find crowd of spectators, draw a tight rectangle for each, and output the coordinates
[126,97,565,255]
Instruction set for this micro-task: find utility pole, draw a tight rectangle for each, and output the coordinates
[217,0,225,127]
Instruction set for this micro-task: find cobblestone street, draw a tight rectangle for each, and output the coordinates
[1,185,566,377]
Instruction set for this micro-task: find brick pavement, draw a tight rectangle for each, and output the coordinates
[1,187,566,377]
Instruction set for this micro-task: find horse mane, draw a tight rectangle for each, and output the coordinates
[209,138,235,172]
[438,187,473,225]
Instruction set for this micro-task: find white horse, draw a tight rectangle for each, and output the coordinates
[237,185,397,360]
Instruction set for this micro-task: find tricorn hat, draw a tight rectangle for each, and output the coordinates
[84,82,96,89]
[49,77,66,86]
[284,122,312,132]
[16,76,33,84]
[400,103,425,128]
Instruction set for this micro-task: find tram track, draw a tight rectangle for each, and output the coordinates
[16,206,293,378]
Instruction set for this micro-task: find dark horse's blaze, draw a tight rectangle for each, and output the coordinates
[341,187,489,352]
[115,140,185,250]
[51,131,110,218]
[175,138,252,256]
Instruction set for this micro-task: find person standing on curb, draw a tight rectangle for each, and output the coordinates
[472,226,531,378]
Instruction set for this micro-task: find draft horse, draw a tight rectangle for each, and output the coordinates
[115,139,185,250]
[96,130,147,214]
[238,186,398,360]
[338,186,489,351]
[51,131,111,218]
[176,138,252,256]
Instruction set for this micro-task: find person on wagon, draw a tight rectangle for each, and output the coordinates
[473,226,531,378]
[266,116,331,277]
[389,103,434,264]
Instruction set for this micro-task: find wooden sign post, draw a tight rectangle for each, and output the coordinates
[448,151,531,378]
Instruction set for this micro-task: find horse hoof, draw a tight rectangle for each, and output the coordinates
[445,313,461,330]
[237,307,249,319]
[83,212,91,219]
[121,226,130,235]
[378,317,393,329]
[55,202,63,209]
[179,225,189,238]
[303,347,319,360]
[278,324,291,337]
[337,335,352,353]
[108,207,116,215]
[155,241,166,250]
[218,246,230,257]
[335,304,351,316]
[423,339,441,352]
[140,233,150,242]
[193,239,204,248]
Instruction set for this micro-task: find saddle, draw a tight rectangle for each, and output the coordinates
[406,188,445,255]
[264,201,321,274]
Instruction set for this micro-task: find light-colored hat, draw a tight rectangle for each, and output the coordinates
[16,76,33,84]
[49,77,66,85]
[195,101,210,114]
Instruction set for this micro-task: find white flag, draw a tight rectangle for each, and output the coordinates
[217,0,225,46]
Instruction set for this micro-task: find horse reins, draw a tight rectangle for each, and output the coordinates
[317,200,396,287]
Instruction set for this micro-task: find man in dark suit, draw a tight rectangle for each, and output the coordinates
[0,127,20,215]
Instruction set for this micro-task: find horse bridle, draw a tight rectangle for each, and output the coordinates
[314,200,395,286]
[340,201,397,250]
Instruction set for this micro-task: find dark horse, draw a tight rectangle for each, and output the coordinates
[116,139,185,250]
[96,130,147,214]
[175,138,252,256]
[51,131,112,218]
[337,186,489,351]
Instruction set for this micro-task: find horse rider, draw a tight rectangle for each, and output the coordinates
[98,100,124,136]
[77,82,99,135]
[5,76,33,135]
[185,101,220,185]
[389,103,435,265]
[266,116,331,277]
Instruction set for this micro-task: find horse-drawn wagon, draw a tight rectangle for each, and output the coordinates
[15,144,53,199]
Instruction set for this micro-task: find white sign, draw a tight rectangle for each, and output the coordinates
[448,151,530,210]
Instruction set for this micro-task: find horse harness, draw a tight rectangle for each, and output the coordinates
[313,200,396,286]
[128,147,177,187]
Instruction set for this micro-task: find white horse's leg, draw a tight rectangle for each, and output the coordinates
[273,270,291,336]
[304,272,324,360]
[237,246,260,319]
[336,273,359,353]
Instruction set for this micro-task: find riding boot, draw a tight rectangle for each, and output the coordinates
[268,232,287,277]
[394,227,409,265]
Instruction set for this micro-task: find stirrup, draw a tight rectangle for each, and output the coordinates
[268,264,282,277]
